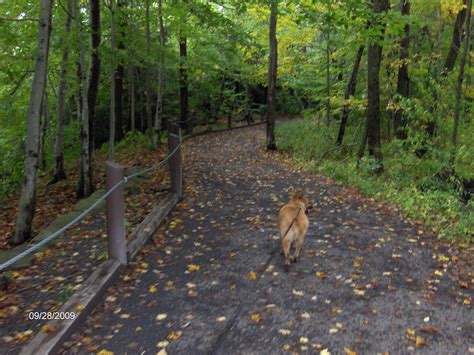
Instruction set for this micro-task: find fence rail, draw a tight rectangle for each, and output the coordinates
[0,124,183,272]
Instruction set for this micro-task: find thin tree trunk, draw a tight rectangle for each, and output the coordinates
[52,0,73,182]
[114,0,125,141]
[78,0,101,198]
[129,63,135,131]
[444,0,468,74]
[363,0,389,172]
[213,74,226,123]
[13,0,54,245]
[336,45,364,146]
[451,0,472,163]
[266,0,278,150]
[393,0,410,140]
[145,0,153,139]
[108,0,117,159]
[325,0,332,126]
[154,0,165,145]
[40,91,50,170]
[179,32,190,134]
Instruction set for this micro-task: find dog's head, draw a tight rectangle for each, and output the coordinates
[290,191,313,214]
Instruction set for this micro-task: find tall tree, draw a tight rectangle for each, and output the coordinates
[360,0,389,171]
[77,0,101,198]
[179,31,190,134]
[52,0,73,183]
[336,45,364,146]
[266,0,278,150]
[145,0,153,138]
[13,0,54,245]
[108,0,117,159]
[444,0,468,74]
[114,0,126,141]
[451,0,472,163]
[393,0,410,140]
[154,0,165,145]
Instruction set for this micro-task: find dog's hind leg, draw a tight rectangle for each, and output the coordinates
[293,234,306,262]
[281,236,292,272]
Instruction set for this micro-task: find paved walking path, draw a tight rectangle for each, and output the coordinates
[62,124,473,354]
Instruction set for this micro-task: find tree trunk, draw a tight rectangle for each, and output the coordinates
[129,63,135,131]
[266,0,278,151]
[451,0,472,163]
[364,0,389,171]
[444,0,468,74]
[325,0,332,127]
[213,74,226,123]
[108,0,117,159]
[78,0,101,198]
[52,0,73,183]
[13,0,54,245]
[145,0,153,139]
[154,0,165,145]
[179,32,190,134]
[336,45,364,146]
[40,91,50,170]
[114,0,125,141]
[393,0,410,140]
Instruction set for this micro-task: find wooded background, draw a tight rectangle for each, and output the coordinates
[0,0,472,244]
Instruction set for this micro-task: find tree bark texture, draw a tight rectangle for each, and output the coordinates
[336,45,364,146]
[451,0,472,161]
[154,0,165,145]
[14,0,54,244]
[444,0,468,74]
[145,0,153,137]
[365,0,389,170]
[393,0,410,140]
[52,0,73,182]
[266,0,278,150]
[179,32,190,134]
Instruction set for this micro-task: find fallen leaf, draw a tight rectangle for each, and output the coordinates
[248,271,257,280]
[415,336,427,347]
[156,313,167,321]
[344,347,357,355]
[217,316,226,322]
[300,337,309,343]
[278,329,291,335]
[186,264,200,272]
[97,350,114,355]
[250,313,261,323]
[149,285,158,293]
[41,325,57,333]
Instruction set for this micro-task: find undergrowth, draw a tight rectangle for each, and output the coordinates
[276,118,473,245]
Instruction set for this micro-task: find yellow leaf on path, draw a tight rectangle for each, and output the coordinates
[157,349,167,355]
[156,313,167,321]
[149,285,158,293]
[135,326,142,332]
[407,329,416,336]
[186,264,200,272]
[278,329,291,335]
[434,270,443,276]
[250,313,261,323]
[320,349,331,355]
[75,304,86,312]
[416,336,427,347]
[166,331,182,340]
[300,337,309,343]
[82,337,93,345]
[97,350,114,355]
[41,325,57,333]
[217,316,226,322]
[344,347,357,355]
[248,271,257,280]
[282,344,291,350]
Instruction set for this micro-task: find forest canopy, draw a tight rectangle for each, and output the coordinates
[0,0,472,244]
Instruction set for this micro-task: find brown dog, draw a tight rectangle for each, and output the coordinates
[278,192,310,271]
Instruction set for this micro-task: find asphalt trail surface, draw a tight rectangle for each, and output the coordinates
[62,125,473,354]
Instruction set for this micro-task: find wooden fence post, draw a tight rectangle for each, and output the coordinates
[168,133,183,199]
[105,161,127,265]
